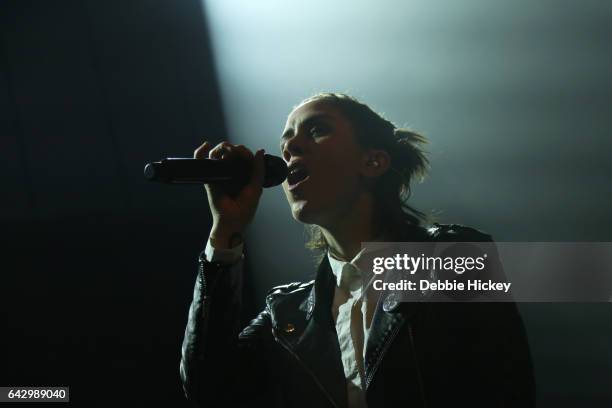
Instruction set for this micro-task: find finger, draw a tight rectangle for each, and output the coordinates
[248,149,265,189]
[194,141,211,159]
[231,144,254,162]
[239,149,265,201]
[209,142,233,160]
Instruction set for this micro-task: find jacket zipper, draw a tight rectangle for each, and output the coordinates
[272,329,339,408]
[198,262,206,297]
[364,320,403,389]
[408,324,427,407]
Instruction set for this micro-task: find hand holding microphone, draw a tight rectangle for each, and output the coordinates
[144,147,287,187]
[144,141,287,249]
[202,142,266,248]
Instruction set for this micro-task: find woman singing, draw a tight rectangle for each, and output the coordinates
[180,93,535,407]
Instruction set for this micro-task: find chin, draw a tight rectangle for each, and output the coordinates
[290,200,318,225]
[291,201,335,228]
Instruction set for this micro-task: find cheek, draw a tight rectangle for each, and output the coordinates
[307,161,362,215]
[317,151,362,192]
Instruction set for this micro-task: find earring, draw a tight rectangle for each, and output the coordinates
[371,160,380,167]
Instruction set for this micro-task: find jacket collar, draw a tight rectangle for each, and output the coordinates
[362,225,431,388]
[294,257,416,402]
[294,257,347,408]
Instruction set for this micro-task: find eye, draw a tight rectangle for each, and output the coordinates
[310,124,329,138]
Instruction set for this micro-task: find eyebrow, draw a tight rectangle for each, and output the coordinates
[281,113,334,140]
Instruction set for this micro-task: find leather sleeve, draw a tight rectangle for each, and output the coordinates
[424,224,536,407]
[179,253,275,407]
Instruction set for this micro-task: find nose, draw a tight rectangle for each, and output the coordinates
[282,132,306,162]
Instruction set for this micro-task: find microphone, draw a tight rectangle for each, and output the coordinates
[144,154,288,188]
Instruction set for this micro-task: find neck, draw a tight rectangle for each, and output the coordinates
[319,194,378,261]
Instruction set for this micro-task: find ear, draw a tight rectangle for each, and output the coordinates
[361,149,391,179]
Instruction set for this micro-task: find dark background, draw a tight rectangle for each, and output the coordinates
[1,1,227,406]
[1,0,611,406]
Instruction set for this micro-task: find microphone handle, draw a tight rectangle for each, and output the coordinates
[144,154,288,187]
[144,158,250,184]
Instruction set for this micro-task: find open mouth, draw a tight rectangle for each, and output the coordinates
[286,162,310,190]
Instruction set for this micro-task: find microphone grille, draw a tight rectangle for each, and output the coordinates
[263,154,288,188]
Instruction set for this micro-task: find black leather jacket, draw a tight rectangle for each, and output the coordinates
[180,224,535,407]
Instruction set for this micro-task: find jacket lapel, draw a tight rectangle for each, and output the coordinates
[275,258,348,408]
[363,297,406,390]
[362,225,429,390]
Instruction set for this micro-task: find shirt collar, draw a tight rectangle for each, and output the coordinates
[327,240,397,289]
[327,249,365,288]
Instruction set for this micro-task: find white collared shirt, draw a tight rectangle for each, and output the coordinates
[327,250,372,408]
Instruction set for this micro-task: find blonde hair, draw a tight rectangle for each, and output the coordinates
[298,93,429,250]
